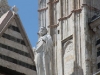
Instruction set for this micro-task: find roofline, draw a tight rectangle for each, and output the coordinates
[0,10,35,65]
[14,14,35,64]
[0,10,14,36]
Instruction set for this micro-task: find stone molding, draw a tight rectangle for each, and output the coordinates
[62,35,73,44]
[58,4,100,21]
[47,0,59,5]
[48,23,59,28]
[38,7,48,12]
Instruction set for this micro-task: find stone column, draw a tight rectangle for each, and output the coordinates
[81,1,91,75]
[56,0,63,75]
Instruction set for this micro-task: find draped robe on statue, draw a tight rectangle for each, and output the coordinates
[34,34,53,75]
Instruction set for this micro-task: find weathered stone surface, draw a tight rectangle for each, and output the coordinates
[38,0,100,75]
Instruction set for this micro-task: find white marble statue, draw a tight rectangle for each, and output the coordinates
[33,26,53,75]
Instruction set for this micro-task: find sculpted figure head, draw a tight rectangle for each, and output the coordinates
[38,26,47,36]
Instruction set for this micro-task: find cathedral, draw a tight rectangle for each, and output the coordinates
[38,0,100,75]
[1,0,100,75]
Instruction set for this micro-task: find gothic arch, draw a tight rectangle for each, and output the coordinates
[62,40,74,75]
[63,40,73,55]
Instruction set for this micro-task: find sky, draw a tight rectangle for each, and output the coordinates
[8,0,38,47]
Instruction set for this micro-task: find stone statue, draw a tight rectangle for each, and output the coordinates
[12,5,18,14]
[33,26,53,75]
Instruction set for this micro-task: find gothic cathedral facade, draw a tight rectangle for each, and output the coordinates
[38,0,100,75]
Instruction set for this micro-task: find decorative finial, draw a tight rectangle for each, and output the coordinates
[12,5,18,14]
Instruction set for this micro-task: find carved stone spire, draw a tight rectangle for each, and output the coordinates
[0,0,10,16]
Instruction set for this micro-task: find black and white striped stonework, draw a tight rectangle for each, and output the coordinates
[96,39,100,70]
[0,19,36,75]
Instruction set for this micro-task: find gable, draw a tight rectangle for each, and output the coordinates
[0,11,36,75]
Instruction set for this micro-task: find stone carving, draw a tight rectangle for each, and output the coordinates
[63,41,74,75]
[65,43,73,53]
[33,26,53,75]
[12,5,18,14]
[63,40,73,53]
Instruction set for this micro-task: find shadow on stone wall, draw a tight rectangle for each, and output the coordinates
[70,61,84,75]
